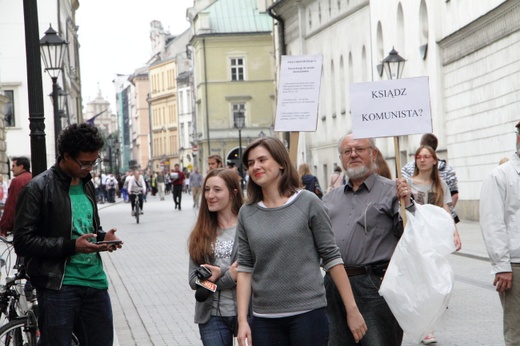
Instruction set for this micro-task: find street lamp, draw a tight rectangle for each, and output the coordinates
[382,47,408,222]
[259,130,266,138]
[48,85,67,119]
[40,25,68,154]
[382,48,406,80]
[233,112,245,190]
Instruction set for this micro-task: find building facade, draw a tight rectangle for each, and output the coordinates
[189,0,276,175]
[0,0,81,167]
[269,0,517,220]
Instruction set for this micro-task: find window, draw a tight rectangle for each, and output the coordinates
[230,58,244,81]
[3,90,15,127]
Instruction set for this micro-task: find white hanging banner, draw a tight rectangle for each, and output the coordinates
[274,55,323,132]
[350,76,432,139]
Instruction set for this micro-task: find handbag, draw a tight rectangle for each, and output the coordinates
[314,180,323,199]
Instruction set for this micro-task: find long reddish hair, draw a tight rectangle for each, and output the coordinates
[188,168,243,265]
[413,145,444,207]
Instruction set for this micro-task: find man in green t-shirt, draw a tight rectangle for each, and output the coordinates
[14,123,123,346]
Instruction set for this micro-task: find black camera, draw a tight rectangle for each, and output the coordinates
[195,266,211,280]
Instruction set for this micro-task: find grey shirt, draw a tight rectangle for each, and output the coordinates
[211,226,236,317]
[322,173,406,266]
[190,172,203,187]
[188,227,238,324]
[237,190,343,314]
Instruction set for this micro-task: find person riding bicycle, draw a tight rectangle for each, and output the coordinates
[128,170,147,216]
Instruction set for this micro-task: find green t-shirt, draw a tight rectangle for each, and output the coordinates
[63,182,108,289]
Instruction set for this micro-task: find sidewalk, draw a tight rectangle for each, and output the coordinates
[455,220,490,260]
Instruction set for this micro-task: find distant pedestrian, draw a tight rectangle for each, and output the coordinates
[190,167,203,208]
[156,172,165,200]
[208,155,223,172]
[151,172,158,196]
[375,149,392,179]
[0,157,32,236]
[171,164,185,210]
[188,168,243,345]
[298,163,323,199]
[327,166,343,194]
[106,173,118,203]
[480,121,520,346]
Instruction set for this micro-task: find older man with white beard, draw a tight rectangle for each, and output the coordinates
[323,133,413,346]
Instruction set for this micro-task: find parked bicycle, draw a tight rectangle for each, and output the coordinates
[0,236,38,345]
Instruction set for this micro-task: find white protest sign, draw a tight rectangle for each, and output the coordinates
[350,76,432,139]
[274,55,323,132]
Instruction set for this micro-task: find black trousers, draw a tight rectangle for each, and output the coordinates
[173,184,183,207]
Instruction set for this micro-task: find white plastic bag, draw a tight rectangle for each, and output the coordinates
[379,203,456,342]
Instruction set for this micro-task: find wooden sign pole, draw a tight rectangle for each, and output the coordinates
[394,136,407,226]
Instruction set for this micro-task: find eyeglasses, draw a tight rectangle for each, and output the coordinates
[342,147,372,156]
[74,157,101,170]
[415,154,433,161]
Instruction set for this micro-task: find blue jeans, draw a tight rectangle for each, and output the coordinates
[252,307,329,346]
[36,285,113,346]
[325,273,402,346]
[199,316,237,346]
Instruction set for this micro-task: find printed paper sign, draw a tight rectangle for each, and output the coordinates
[350,77,432,139]
[274,55,323,132]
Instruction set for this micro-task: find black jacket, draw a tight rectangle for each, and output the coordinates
[13,162,105,290]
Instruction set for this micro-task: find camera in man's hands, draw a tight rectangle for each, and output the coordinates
[195,265,212,280]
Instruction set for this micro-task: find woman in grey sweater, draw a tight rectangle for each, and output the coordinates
[188,169,244,345]
[236,137,367,346]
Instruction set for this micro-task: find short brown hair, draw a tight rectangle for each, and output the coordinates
[420,133,438,151]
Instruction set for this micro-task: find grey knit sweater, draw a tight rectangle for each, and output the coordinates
[237,190,343,314]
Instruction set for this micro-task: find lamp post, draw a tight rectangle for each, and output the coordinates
[382,47,407,222]
[113,137,119,175]
[40,25,68,155]
[48,85,67,121]
[57,85,68,121]
[259,130,266,138]
[233,112,245,190]
[179,147,185,170]
[382,48,406,80]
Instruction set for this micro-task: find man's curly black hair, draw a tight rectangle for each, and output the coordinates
[57,123,104,159]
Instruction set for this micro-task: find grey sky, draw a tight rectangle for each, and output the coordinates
[76,0,193,112]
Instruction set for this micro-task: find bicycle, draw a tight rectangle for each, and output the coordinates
[131,191,143,224]
[0,236,38,345]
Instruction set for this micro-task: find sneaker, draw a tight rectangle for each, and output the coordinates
[422,334,437,344]
[131,210,135,216]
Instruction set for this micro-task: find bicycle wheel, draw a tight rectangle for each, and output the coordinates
[0,318,37,346]
[135,203,140,224]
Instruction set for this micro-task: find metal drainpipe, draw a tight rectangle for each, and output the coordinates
[203,38,211,156]
[267,2,291,150]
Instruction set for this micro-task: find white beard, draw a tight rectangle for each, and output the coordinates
[346,161,377,180]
